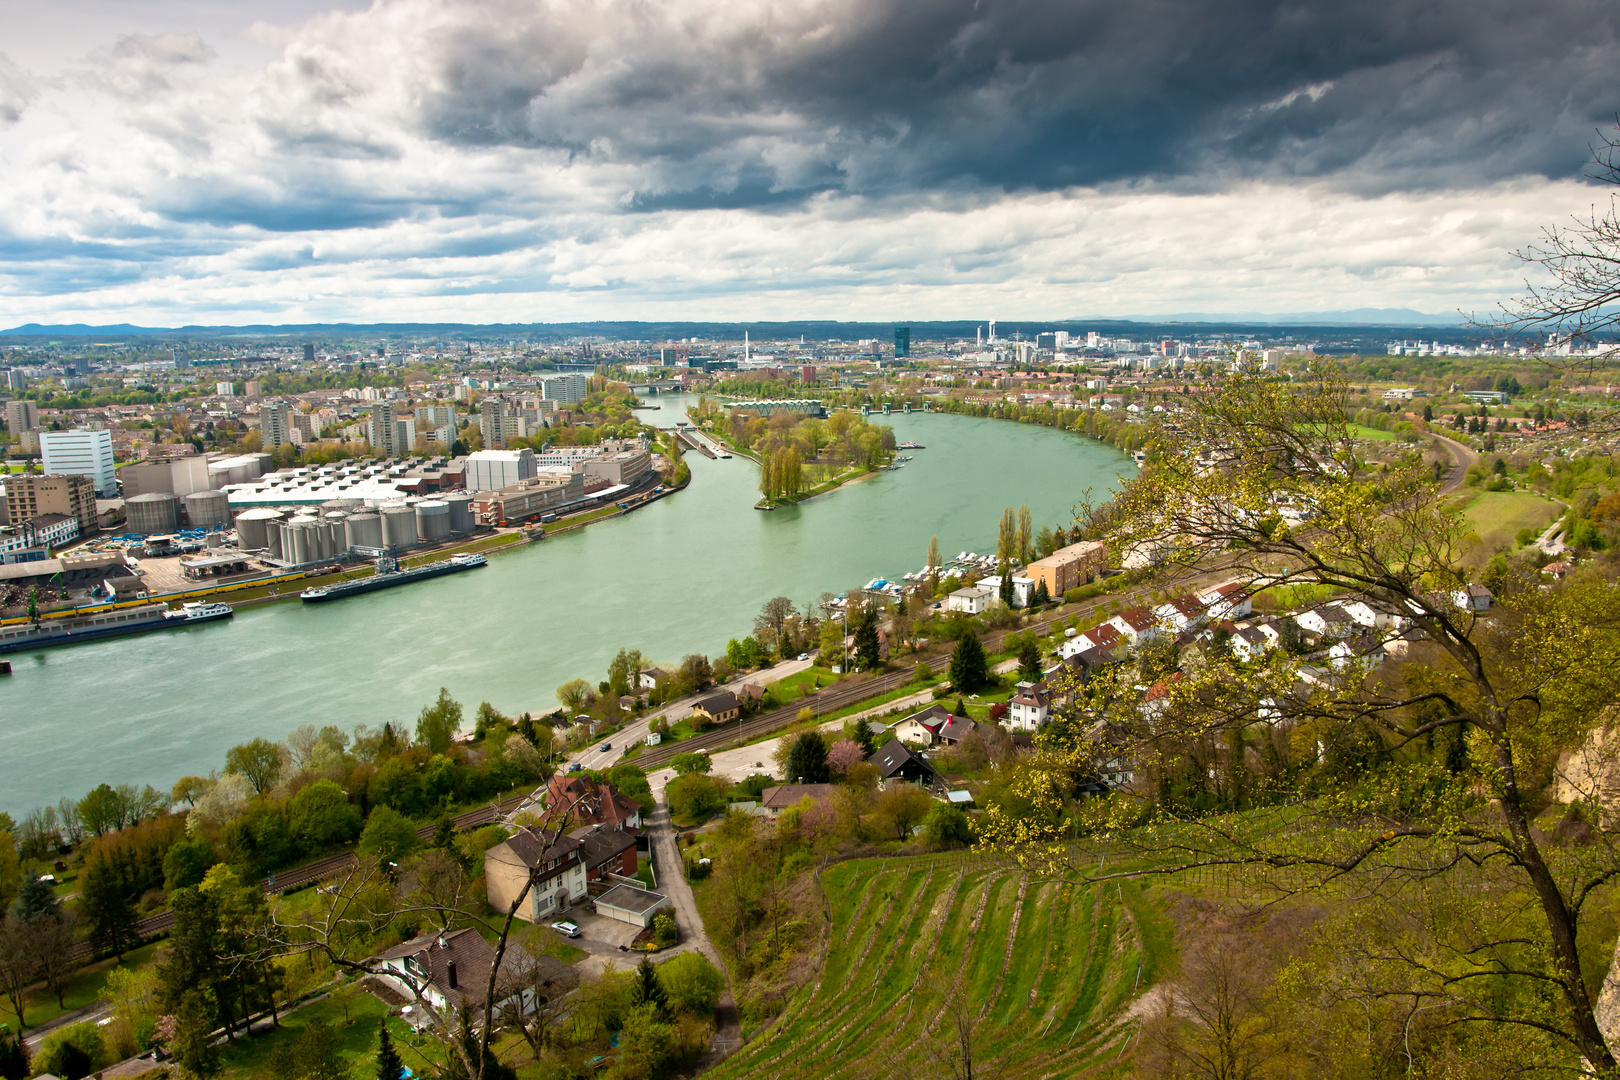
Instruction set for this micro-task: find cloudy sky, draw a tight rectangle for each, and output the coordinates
[0,0,1616,326]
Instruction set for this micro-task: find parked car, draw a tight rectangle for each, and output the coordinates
[551,921,580,938]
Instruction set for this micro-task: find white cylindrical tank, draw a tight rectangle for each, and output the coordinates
[344,513,383,549]
[380,504,417,548]
[127,492,179,535]
[446,494,475,532]
[235,508,284,550]
[266,521,285,560]
[416,500,450,542]
[183,490,230,530]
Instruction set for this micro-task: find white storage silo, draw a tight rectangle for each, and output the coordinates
[235,508,284,550]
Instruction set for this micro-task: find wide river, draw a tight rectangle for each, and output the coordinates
[0,397,1132,816]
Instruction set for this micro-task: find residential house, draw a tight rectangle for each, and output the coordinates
[1294,605,1355,641]
[1452,583,1493,613]
[760,783,838,812]
[1138,674,1183,724]
[1327,635,1385,676]
[945,585,994,614]
[545,775,643,830]
[1228,624,1271,662]
[738,683,767,708]
[691,690,741,725]
[1152,595,1207,635]
[484,829,588,922]
[891,704,952,746]
[371,928,571,1027]
[868,738,939,790]
[1106,606,1158,645]
[935,715,990,747]
[1197,580,1252,620]
[1006,682,1050,732]
[1058,622,1122,660]
[978,574,1035,608]
[570,824,638,882]
[637,668,674,691]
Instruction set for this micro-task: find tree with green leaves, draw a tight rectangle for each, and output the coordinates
[631,957,670,1017]
[852,605,881,670]
[415,688,462,755]
[224,739,286,795]
[79,858,138,959]
[8,877,55,924]
[76,784,131,837]
[358,806,417,865]
[948,633,988,692]
[996,506,1016,564]
[1016,636,1043,683]
[1032,578,1050,606]
[670,753,712,776]
[170,989,220,1078]
[375,1020,403,1080]
[1016,503,1032,564]
[555,678,594,714]
[784,731,830,784]
[0,1028,27,1080]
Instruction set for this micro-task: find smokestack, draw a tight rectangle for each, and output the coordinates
[446,959,458,990]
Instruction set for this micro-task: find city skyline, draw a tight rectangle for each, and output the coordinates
[1,0,1616,326]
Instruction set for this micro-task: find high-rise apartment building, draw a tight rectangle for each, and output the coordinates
[540,373,589,406]
[39,429,116,495]
[894,327,911,359]
[260,400,293,449]
[480,399,507,449]
[368,402,400,456]
[5,400,39,433]
[5,473,97,534]
[5,370,24,391]
[303,343,315,363]
[245,380,262,398]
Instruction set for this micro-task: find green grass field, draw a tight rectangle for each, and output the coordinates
[708,857,1162,1080]
[1460,490,1562,558]
[1349,424,1398,441]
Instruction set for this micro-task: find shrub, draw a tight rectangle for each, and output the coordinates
[358,805,417,863]
[657,952,724,1016]
[32,1020,106,1079]
[922,803,974,848]
[653,909,679,948]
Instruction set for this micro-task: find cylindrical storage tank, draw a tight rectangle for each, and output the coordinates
[323,521,343,559]
[344,513,383,549]
[235,508,284,550]
[206,531,225,549]
[380,504,417,548]
[320,498,363,513]
[183,490,230,530]
[289,521,315,565]
[446,494,475,532]
[266,521,285,560]
[416,500,451,542]
[127,492,179,535]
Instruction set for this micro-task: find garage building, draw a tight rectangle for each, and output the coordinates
[594,884,669,928]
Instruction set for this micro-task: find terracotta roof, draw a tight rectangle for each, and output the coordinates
[1113,607,1156,631]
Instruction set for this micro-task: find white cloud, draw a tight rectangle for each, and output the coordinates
[0,0,1611,324]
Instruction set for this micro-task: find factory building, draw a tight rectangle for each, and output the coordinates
[473,473,585,526]
[467,448,537,493]
[118,455,212,498]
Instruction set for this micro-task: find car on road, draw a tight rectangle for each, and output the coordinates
[551,921,581,938]
[568,762,583,772]
[599,742,612,752]
[798,653,810,661]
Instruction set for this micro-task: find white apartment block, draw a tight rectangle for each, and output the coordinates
[40,429,117,495]
[467,448,537,492]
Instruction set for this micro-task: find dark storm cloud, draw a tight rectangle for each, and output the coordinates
[410,0,1620,203]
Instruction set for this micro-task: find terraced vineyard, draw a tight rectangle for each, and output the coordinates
[711,856,1164,1080]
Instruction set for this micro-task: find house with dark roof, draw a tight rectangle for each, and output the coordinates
[484,828,587,923]
[868,738,939,790]
[691,690,741,725]
[891,703,952,746]
[570,823,639,882]
[371,928,573,1026]
[1006,682,1050,732]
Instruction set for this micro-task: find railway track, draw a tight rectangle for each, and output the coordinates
[68,793,535,960]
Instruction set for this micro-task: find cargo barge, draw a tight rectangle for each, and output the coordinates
[300,552,486,603]
[0,599,234,654]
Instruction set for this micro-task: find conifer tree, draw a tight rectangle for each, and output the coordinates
[375,1021,403,1080]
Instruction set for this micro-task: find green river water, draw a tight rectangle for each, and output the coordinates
[0,397,1132,815]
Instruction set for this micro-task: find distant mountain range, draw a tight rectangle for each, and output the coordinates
[2,309,1474,339]
[1115,308,1471,326]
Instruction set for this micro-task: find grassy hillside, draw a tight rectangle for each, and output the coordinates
[710,856,1164,1080]
[1460,490,1562,558]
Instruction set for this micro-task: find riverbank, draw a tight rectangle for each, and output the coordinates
[699,425,888,510]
